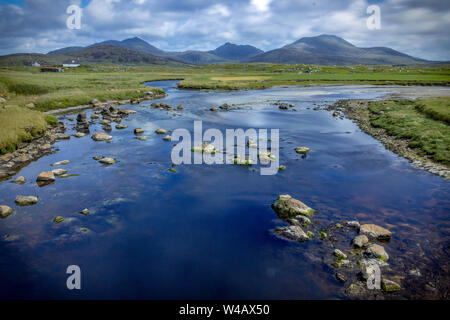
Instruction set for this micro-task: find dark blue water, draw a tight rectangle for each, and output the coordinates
[0,81,448,299]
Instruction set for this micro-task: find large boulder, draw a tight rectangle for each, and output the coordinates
[272,194,315,219]
[359,224,392,240]
[92,132,112,141]
[275,225,309,242]
[0,205,14,219]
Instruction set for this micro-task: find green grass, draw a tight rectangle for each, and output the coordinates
[368,98,450,165]
[415,97,450,124]
[0,105,57,154]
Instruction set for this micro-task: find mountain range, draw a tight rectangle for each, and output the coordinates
[1,35,431,66]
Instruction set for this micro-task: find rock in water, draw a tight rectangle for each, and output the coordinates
[272,194,315,218]
[13,176,26,184]
[334,249,347,259]
[155,128,168,134]
[364,243,389,262]
[51,160,70,166]
[275,225,309,242]
[359,224,392,240]
[36,171,55,182]
[163,135,172,141]
[52,169,67,176]
[381,279,401,292]
[295,147,310,154]
[0,205,14,219]
[134,128,144,134]
[353,234,369,248]
[92,132,112,141]
[99,158,116,165]
[15,195,38,206]
[177,104,184,110]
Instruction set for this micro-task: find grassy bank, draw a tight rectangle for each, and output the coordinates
[368,98,450,165]
[0,106,57,154]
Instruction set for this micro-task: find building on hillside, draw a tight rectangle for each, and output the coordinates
[40,67,63,72]
[62,59,81,68]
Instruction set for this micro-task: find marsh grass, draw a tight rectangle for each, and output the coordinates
[369,98,450,165]
[0,105,56,154]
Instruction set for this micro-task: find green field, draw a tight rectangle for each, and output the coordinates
[0,63,449,156]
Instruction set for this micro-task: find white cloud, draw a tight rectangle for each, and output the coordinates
[251,0,272,12]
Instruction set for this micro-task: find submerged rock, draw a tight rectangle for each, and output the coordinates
[53,216,65,223]
[334,249,347,260]
[0,205,14,219]
[335,272,347,283]
[295,147,310,154]
[177,104,184,110]
[233,155,253,166]
[136,136,147,141]
[247,138,257,149]
[359,224,392,240]
[272,194,315,219]
[51,160,70,166]
[275,225,309,242]
[92,132,112,141]
[381,279,401,292]
[364,243,389,262]
[15,195,38,206]
[192,142,216,154]
[52,169,67,176]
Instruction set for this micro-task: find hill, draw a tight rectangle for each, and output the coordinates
[246,34,428,65]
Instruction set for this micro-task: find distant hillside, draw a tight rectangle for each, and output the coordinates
[45,37,265,65]
[247,34,427,65]
[208,43,263,60]
[0,45,183,66]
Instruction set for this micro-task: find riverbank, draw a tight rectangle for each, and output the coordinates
[328,98,450,180]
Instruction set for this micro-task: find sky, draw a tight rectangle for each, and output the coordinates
[0,0,449,60]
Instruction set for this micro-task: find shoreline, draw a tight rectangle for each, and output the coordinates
[328,99,450,180]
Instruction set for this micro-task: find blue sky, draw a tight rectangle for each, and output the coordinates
[0,0,448,60]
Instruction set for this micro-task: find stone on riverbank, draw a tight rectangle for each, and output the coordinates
[275,225,309,242]
[15,195,38,206]
[92,132,112,141]
[0,205,14,219]
[272,194,315,219]
[359,224,392,240]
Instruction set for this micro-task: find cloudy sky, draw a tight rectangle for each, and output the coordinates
[0,0,449,60]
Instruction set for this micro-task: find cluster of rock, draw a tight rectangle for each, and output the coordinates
[150,102,183,111]
[270,194,401,298]
[0,122,67,181]
[274,102,296,110]
[210,103,231,112]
